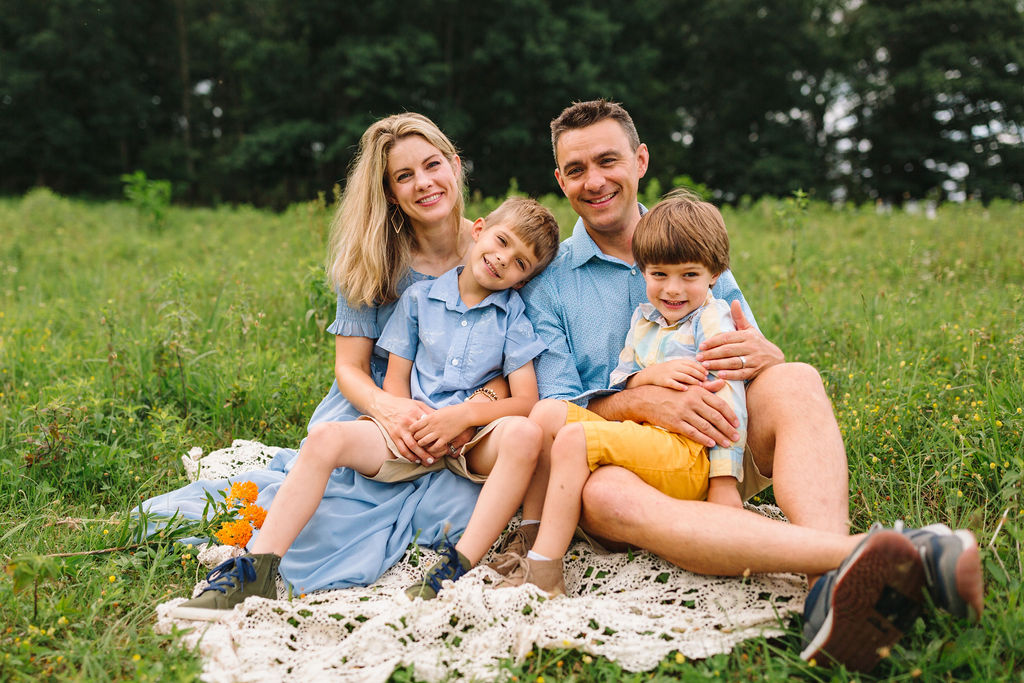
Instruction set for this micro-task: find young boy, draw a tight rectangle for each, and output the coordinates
[493,190,748,595]
[171,197,559,619]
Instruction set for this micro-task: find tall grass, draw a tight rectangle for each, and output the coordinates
[1,188,1021,680]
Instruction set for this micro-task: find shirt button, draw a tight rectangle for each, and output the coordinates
[631,269,637,275]
[461,320,467,327]
[452,359,460,366]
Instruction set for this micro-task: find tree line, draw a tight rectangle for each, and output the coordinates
[2,0,1022,208]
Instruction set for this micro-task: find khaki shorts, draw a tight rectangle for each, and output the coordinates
[565,402,771,501]
[358,415,514,484]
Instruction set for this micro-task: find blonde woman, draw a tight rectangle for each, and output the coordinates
[143,113,498,604]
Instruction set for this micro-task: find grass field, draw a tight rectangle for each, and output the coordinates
[1,187,1022,681]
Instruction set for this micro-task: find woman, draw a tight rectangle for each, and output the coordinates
[141,113,492,592]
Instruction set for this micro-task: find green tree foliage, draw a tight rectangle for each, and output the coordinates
[838,0,1024,202]
[1,0,1021,205]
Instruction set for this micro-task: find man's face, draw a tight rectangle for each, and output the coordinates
[554,118,649,239]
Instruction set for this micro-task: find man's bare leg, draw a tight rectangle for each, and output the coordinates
[580,466,859,576]
[745,362,850,586]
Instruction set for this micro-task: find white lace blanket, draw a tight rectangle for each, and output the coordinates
[156,441,805,682]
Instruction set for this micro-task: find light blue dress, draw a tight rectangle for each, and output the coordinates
[137,271,483,592]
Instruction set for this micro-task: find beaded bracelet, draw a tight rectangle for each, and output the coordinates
[467,387,499,402]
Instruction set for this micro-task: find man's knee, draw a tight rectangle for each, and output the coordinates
[581,466,643,531]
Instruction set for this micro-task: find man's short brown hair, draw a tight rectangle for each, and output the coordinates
[632,188,730,275]
[485,196,561,271]
[549,99,640,165]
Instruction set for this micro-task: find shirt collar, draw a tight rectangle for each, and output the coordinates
[637,289,714,328]
[427,265,511,312]
[566,203,648,270]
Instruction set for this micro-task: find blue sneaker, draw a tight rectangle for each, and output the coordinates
[800,527,925,672]
[405,539,471,600]
[170,553,281,621]
[894,522,984,621]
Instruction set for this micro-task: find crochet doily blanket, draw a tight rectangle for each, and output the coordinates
[156,440,806,682]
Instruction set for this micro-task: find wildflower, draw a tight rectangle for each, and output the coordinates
[226,481,259,506]
[108,575,116,583]
[215,519,253,548]
[133,654,141,662]
[675,652,685,664]
[240,504,268,529]
[103,529,109,535]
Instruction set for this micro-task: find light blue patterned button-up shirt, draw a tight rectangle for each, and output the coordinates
[521,211,756,407]
[377,266,546,410]
[609,295,747,480]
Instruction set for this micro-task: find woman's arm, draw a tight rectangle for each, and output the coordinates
[335,335,434,462]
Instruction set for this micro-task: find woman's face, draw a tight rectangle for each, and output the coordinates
[385,135,461,230]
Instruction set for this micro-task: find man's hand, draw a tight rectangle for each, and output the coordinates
[589,383,739,448]
[696,300,784,381]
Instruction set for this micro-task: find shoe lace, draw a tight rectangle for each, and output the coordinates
[201,556,258,595]
[423,539,464,595]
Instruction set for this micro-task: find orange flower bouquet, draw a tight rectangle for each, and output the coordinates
[208,481,267,548]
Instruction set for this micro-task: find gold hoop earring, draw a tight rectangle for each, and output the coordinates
[389,205,403,235]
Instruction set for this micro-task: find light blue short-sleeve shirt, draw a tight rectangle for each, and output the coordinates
[376,267,546,410]
[521,211,755,406]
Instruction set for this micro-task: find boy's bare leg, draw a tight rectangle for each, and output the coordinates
[531,423,592,560]
[251,420,389,557]
[581,465,861,576]
[456,417,543,563]
[520,399,569,520]
[745,363,850,585]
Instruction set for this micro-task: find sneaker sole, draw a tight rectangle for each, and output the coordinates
[168,604,237,621]
[800,530,926,672]
[949,530,984,622]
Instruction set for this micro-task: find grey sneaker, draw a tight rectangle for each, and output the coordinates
[169,553,281,621]
[894,522,984,621]
[486,523,539,575]
[799,528,925,672]
[405,539,472,600]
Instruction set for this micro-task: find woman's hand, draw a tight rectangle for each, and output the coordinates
[371,392,438,464]
[631,358,708,390]
[412,405,475,459]
[696,300,784,381]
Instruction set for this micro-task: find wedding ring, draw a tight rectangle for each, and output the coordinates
[739,356,747,369]
[447,442,458,456]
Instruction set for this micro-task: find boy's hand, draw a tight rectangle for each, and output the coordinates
[412,405,474,457]
[634,358,708,390]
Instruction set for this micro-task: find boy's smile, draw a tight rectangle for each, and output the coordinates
[643,262,719,325]
[458,220,539,305]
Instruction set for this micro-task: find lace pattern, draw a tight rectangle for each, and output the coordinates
[156,441,805,681]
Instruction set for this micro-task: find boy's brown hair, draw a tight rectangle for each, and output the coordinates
[632,188,730,275]
[549,99,640,165]
[485,196,561,271]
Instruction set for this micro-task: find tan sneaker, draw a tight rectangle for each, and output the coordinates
[495,555,566,596]
[486,523,539,575]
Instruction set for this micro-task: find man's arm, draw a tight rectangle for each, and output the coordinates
[587,384,739,449]
[522,275,587,401]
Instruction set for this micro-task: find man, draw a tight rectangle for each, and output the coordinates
[520,99,983,672]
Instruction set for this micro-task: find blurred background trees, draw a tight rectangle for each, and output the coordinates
[1,0,1021,207]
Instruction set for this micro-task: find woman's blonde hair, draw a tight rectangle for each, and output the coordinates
[326,113,466,307]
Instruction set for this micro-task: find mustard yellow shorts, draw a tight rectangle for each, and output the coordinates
[357,415,513,484]
[565,402,771,502]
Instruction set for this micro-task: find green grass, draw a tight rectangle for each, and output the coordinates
[1,188,1022,681]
